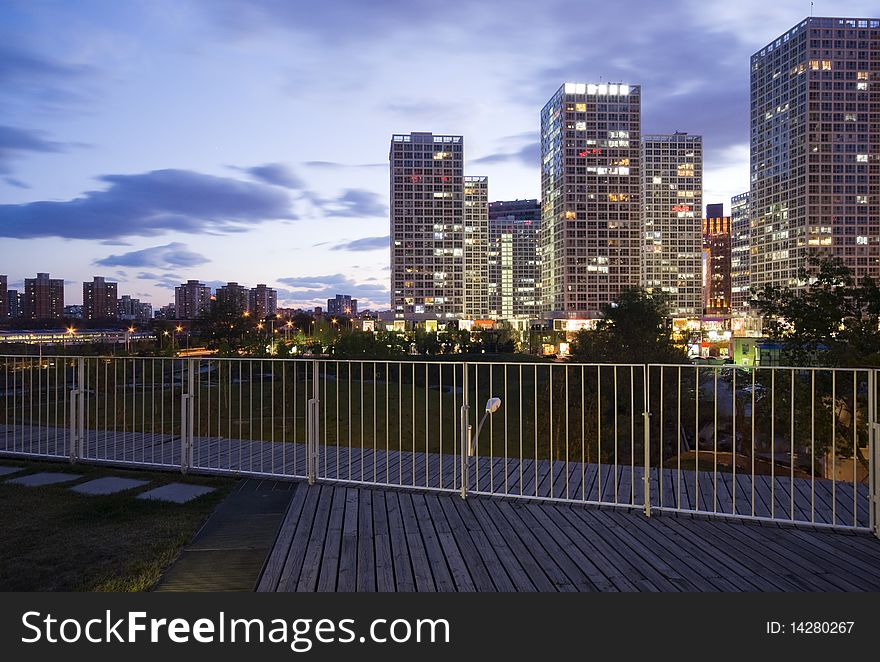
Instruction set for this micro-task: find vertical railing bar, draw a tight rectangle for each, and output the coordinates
[659,366,664,509]
[614,366,618,505]
[425,363,429,489]
[832,370,836,526]
[713,367,718,514]
[411,362,415,488]
[565,366,569,500]
[771,369,776,520]
[581,364,585,502]
[597,365,602,503]
[732,366,736,515]
[630,365,635,506]
[790,370,796,521]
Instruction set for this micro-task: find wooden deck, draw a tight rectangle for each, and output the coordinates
[1,423,871,529]
[258,481,880,592]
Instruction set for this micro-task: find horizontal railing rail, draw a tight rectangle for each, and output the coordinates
[0,354,875,536]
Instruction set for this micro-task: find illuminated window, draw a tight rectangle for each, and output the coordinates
[857,236,868,245]
[857,71,869,80]
[809,60,820,70]
[844,114,857,122]
[564,211,576,219]
[856,196,868,204]
[575,121,586,131]
[857,82,868,90]
[652,176,662,184]
[856,154,868,162]
[821,60,832,71]
[575,103,586,112]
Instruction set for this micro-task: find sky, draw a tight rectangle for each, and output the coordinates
[1,0,877,310]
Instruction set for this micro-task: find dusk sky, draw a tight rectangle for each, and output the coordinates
[1,0,876,310]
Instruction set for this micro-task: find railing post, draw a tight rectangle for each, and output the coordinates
[307,359,320,486]
[76,358,85,460]
[460,362,470,499]
[68,382,78,464]
[643,364,652,517]
[180,359,193,474]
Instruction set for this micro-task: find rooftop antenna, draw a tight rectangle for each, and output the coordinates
[810,2,814,17]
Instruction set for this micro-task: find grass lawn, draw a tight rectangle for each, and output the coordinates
[0,460,234,591]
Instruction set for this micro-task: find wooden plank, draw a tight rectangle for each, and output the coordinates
[356,488,376,592]
[336,487,360,592]
[467,497,541,592]
[256,481,309,592]
[410,493,457,591]
[424,494,476,591]
[295,484,335,591]
[397,492,436,591]
[276,484,322,592]
[371,490,396,592]
[384,491,416,592]
[316,485,346,592]
[438,496,508,591]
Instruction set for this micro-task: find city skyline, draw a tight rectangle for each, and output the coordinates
[1,1,877,309]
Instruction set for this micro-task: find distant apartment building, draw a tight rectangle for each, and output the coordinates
[215,282,249,316]
[0,275,6,319]
[174,280,211,319]
[249,284,277,318]
[750,16,880,292]
[327,294,358,316]
[118,295,152,321]
[540,82,642,319]
[730,191,751,315]
[83,276,118,320]
[155,303,176,320]
[23,272,64,320]
[64,305,83,319]
[391,132,488,322]
[7,290,21,319]
[703,203,732,316]
[641,133,703,318]
[488,199,542,320]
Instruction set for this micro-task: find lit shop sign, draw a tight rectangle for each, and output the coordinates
[564,83,631,95]
[671,205,692,212]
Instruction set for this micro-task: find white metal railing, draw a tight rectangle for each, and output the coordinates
[0,355,876,535]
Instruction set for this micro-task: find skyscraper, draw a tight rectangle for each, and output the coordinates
[174,280,211,320]
[249,284,277,318]
[703,203,732,316]
[83,276,118,320]
[390,132,471,321]
[0,275,7,319]
[463,176,489,318]
[540,83,642,319]
[488,199,542,320]
[641,133,704,317]
[730,191,751,315]
[23,273,64,320]
[750,16,880,292]
[7,290,21,319]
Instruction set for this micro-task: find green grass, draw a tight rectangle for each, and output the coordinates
[0,460,233,591]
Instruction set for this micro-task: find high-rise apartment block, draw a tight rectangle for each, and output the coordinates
[0,275,7,319]
[463,176,489,318]
[23,273,64,320]
[174,280,211,320]
[641,133,703,317]
[730,192,751,315]
[487,199,542,320]
[83,276,118,320]
[750,16,880,291]
[215,282,249,316]
[249,284,277,318]
[118,295,152,321]
[703,203,732,316]
[540,83,642,318]
[391,132,485,321]
[327,294,358,316]
[7,290,21,319]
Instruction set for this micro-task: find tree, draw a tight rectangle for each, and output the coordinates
[568,288,688,364]
[751,256,880,367]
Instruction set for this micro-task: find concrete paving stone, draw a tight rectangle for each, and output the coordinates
[71,477,150,495]
[6,472,82,487]
[0,466,24,477]
[137,483,215,504]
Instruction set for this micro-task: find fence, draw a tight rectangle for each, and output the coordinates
[1,355,877,535]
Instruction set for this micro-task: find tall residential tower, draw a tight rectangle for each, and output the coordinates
[540,83,642,319]
[750,17,880,291]
[641,133,704,317]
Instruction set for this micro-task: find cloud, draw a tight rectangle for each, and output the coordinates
[95,242,210,269]
[276,273,389,309]
[3,177,30,189]
[242,162,305,189]
[0,168,295,240]
[0,125,66,174]
[471,142,539,168]
[330,235,389,252]
[0,44,97,113]
[304,160,384,169]
[309,188,386,219]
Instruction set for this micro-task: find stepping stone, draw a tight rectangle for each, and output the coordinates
[7,472,82,487]
[0,466,24,477]
[71,477,150,495]
[137,483,215,504]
